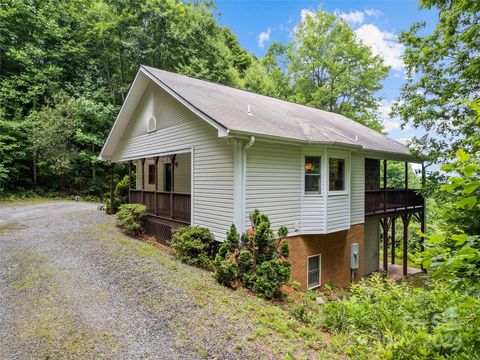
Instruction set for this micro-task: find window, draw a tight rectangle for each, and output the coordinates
[148,164,155,185]
[305,156,321,193]
[329,158,345,191]
[308,255,321,289]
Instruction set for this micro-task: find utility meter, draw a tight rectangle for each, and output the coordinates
[351,243,359,270]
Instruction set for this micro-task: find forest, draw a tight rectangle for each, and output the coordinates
[0,0,479,357]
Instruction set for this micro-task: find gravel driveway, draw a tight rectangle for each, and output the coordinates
[0,201,270,360]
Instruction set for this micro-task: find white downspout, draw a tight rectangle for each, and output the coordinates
[241,136,255,232]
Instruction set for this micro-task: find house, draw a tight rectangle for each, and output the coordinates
[100,65,425,290]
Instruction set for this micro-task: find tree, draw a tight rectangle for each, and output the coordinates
[286,11,389,131]
[393,0,480,162]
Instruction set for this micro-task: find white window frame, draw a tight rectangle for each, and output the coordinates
[328,156,348,195]
[304,155,322,194]
[307,254,321,289]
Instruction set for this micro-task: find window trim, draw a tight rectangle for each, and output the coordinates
[328,156,348,195]
[307,254,321,290]
[304,155,322,194]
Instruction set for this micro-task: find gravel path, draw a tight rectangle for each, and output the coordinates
[0,201,263,360]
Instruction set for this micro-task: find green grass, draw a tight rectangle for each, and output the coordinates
[92,220,346,359]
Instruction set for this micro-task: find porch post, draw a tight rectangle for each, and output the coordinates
[128,160,132,203]
[405,162,409,210]
[141,158,145,205]
[154,157,159,215]
[383,160,387,213]
[170,155,176,219]
[109,163,115,214]
[391,217,396,264]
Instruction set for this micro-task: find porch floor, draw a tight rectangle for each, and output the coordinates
[380,263,423,281]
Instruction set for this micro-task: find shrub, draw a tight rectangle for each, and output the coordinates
[116,203,147,235]
[214,210,291,299]
[170,226,217,269]
[214,256,238,287]
[322,274,480,358]
[252,259,291,299]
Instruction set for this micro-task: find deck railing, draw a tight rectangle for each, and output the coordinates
[129,189,191,223]
[365,189,424,216]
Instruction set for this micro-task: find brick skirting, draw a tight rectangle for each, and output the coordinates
[286,224,364,290]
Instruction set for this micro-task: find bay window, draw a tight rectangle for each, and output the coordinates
[329,158,345,191]
[304,156,321,193]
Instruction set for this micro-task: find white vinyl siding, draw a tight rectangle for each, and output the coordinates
[350,153,365,224]
[245,142,301,233]
[301,196,326,233]
[113,83,234,241]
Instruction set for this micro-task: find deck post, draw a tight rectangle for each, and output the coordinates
[128,160,132,203]
[391,217,396,264]
[402,214,411,276]
[421,162,427,272]
[154,157,159,215]
[380,218,390,272]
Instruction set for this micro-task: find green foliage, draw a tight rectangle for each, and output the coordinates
[393,0,480,162]
[104,174,131,214]
[170,226,217,270]
[213,257,238,287]
[252,259,291,300]
[287,10,388,130]
[116,203,147,235]
[420,148,480,293]
[322,274,480,358]
[214,210,291,299]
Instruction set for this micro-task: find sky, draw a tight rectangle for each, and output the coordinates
[214,1,438,150]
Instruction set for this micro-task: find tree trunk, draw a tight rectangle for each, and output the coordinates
[33,152,37,186]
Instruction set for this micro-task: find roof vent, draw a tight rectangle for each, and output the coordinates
[247,104,253,116]
[355,135,358,142]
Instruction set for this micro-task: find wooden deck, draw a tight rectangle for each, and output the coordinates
[365,189,424,217]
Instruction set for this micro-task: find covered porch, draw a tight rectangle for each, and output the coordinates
[363,158,426,277]
[127,152,192,227]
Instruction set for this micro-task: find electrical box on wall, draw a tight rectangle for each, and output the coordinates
[351,243,359,270]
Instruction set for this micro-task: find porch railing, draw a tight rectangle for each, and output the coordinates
[365,189,424,216]
[129,189,191,223]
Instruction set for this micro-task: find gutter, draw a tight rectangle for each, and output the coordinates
[239,136,255,232]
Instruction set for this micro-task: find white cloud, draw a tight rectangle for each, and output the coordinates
[364,8,382,17]
[378,100,410,133]
[337,10,365,25]
[300,8,314,20]
[257,27,271,48]
[334,8,382,26]
[355,24,405,70]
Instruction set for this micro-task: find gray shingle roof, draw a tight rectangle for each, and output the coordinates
[141,65,411,157]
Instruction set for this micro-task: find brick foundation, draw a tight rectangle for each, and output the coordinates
[287,224,364,290]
